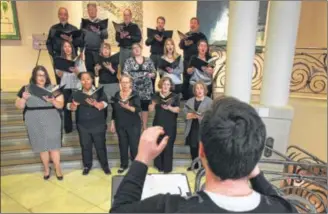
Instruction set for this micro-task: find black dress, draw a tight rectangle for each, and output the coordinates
[152,92,180,173]
[186,100,202,161]
[111,91,142,169]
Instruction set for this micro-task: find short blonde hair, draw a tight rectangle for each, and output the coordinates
[193,81,208,96]
[100,42,111,56]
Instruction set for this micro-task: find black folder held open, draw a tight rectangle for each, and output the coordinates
[112,21,124,32]
[147,28,173,39]
[54,57,75,73]
[55,30,82,39]
[158,56,181,71]
[81,18,108,31]
[111,94,135,105]
[97,52,120,68]
[185,104,202,116]
[72,87,104,106]
[188,57,214,72]
[29,84,65,100]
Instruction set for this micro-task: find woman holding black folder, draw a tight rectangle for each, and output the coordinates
[158,38,183,95]
[186,39,214,98]
[94,42,119,126]
[123,43,156,131]
[67,72,111,175]
[15,66,64,180]
[110,74,142,174]
[56,40,85,133]
[184,81,212,171]
[149,77,180,173]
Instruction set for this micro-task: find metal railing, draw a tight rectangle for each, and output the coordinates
[192,145,327,213]
[210,46,327,96]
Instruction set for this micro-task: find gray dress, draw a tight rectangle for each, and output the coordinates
[18,85,62,153]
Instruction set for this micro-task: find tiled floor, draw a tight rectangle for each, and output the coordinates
[1,166,196,213]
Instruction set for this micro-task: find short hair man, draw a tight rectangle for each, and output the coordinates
[110,97,297,213]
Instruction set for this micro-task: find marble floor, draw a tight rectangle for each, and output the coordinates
[1,166,196,213]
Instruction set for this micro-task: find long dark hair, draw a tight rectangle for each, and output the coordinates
[29,65,51,86]
[60,40,76,59]
[197,39,211,59]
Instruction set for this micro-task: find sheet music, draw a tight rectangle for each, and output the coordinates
[141,174,190,200]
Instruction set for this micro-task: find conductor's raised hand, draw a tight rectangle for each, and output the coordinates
[136,126,169,166]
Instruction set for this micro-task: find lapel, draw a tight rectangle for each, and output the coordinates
[197,97,206,113]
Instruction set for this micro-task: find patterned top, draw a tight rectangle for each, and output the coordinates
[123,57,156,101]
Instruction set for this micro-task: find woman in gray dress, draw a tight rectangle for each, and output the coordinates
[15,66,64,180]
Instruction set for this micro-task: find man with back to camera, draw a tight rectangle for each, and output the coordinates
[110,97,298,213]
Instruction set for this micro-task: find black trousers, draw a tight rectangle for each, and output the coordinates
[63,89,73,133]
[173,84,183,95]
[150,54,161,93]
[182,59,191,100]
[85,50,100,75]
[116,125,141,168]
[154,126,176,173]
[77,124,109,169]
[50,53,62,85]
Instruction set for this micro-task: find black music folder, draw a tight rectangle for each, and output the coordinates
[188,57,214,72]
[55,30,82,39]
[72,87,104,105]
[29,84,65,99]
[147,28,173,39]
[185,104,202,116]
[97,52,120,67]
[112,21,124,32]
[111,94,135,104]
[158,56,181,70]
[81,18,108,31]
[178,31,204,43]
[54,57,75,73]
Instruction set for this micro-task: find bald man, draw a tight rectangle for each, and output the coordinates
[115,9,142,70]
[46,7,83,84]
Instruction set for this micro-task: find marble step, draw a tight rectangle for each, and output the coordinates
[1,156,191,176]
[1,126,186,140]
[1,145,190,167]
[1,135,186,152]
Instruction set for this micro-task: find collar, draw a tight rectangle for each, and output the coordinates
[79,85,96,94]
[89,17,98,22]
[123,22,132,27]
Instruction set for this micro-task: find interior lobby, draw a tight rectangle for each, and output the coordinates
[1,1,327,213]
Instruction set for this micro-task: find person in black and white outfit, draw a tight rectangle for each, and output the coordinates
[67,72,111,175]
[123,43,156,131]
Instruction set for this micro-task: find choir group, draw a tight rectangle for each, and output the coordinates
[15,3,216,179]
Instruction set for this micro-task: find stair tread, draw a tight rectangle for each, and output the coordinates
[1,152,190,167]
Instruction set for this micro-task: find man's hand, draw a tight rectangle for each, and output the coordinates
[60,34,72,42]
[184,40,193,46]
[135,126,169,165]
[154,34,163,42]
[90,25,100,33]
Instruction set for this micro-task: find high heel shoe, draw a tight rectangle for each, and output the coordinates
[55,169,63,181]
[43,167,51,180]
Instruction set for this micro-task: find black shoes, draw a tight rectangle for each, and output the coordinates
[82,167,91,175]
[103,167,111,175]
[117,167,127,174]
[55,169,64,181]
[43,167,51,180]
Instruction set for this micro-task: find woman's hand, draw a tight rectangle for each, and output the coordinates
[166,67,173,73]
[70,100,80,111]
[94,64,101,76]
[104,62,115,74]
[22,91,31,100]
[186,112,197,120]
[86,98,104,110]
[119,101,132,111]
[147,73,156,79]
[161,104,170,110]
[43,96,55,104]
[69,66,79,75]
[202,66,214,75]
[187,67,194,74]
[56,70,63,78]
[110,121,116,133]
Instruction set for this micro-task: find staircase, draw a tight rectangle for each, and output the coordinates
[1,92,191,175]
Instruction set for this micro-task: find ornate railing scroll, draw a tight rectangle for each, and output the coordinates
[193,145,327,213]
[209,45,327,96]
